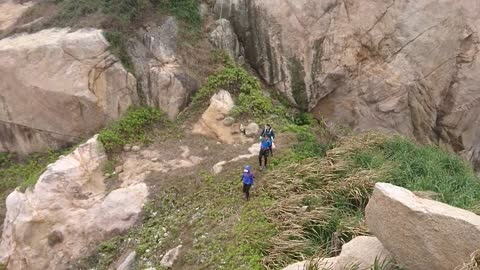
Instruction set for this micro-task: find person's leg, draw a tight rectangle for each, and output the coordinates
[264,153,268,169]
[259,150,263,167]
[245,184,251,200]
[243,183,248,199]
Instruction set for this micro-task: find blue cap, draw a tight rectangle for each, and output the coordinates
[244,165,251,172]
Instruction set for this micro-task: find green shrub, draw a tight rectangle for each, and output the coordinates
[103,31,134,73]
[193,60,275,119]
[98,107,162,152]
[159,0,201,30]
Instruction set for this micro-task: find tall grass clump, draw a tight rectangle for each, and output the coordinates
[352,135,480,210]
[261,131,480,268]
[98,107,162,152]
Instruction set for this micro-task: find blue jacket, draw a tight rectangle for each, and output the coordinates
[261,138,272,150]
[242,172,254,185]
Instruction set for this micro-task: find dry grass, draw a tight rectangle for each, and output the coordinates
[457,251,480,270]
[261,132,390,268]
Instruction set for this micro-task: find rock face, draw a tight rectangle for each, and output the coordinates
[0,0,33,31]
[217,0,480,168]
[0,136,148,270]
[160,245,182,268]
[208,18,242,59]
[0,28,138,155]
[283,236,392,270]
[366,183,480,270]
[129,17,198,120]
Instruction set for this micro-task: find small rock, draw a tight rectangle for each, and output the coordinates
[216,142,221,145]
[204,146,209,151]
[231,123,241,134]
[47,231,64,247]
[245,122,260,138]
[117,251,136,270]
[223,117,235,126]
[151,157,159,162]
[212,161,226,175]
[104,173,111,178]
[240,124,246,133]
[115,165,124,174]
[216,114,226,121]
[160,245,182,268]
[300,206,308,212]
[123,145,132,152]
[132,146,141,152]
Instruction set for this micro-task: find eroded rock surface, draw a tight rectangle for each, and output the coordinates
[0,136,148,270]
[0,28,138,154]
[0,0,33,31]
[217,0,480,168]
[366,183,480,270]
[130,17,198,120]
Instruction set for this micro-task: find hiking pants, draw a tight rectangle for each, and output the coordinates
[259,148,269,167]
[243,183,252,200]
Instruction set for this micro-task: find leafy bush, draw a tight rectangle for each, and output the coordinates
[193,60,275,119]
[98,107,162,152]
[159,0,201,30]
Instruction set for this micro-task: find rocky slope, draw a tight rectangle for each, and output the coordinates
[0,28,138,154]
[0,136,148,270]
[216,0,480,168]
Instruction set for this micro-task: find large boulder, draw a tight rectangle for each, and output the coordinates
[366,183,480,270]
[193,90,252,144]
[283,236,393,270]
[208,18,242,59]
[0,136,148,270]
[0,28,138,154]
[216,0,480,168]
[129,17,198,120]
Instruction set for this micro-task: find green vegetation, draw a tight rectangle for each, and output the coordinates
[289,58,308,110]
[98,107,162,152]
[103,31,134,73]
[0,148,73,192]
[159,0,201,31]
[192,56,277,120]
[53,0,201,30]
[351,134,480,210]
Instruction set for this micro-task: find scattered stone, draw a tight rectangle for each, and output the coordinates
[240,124,246,133]
[212,161,227,175]
[223,117,235,126]
[245,123,260,138]
[123,145,132,152]
[160,245,182,268]
[117,251,136,270]
[231,123,241,134]
[204,146,209,151]
[366,183,480,270]
[104,173,111,178]
[132,146,141,152]
[151,157,159,162]
[300,206,308,212]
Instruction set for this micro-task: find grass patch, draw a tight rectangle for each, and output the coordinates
[159,0,201,31]
[0,148,74,192]
[98,106,163,152]
[352,135,480,210]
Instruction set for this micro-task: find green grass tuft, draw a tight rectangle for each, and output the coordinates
[98,107,162,152]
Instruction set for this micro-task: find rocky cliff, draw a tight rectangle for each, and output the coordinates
[216,0,480,168]
[0,28,138,154]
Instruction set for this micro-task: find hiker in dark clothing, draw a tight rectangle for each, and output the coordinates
[260,124,275,156]
[241,165,254,200]
[259,134,272,170]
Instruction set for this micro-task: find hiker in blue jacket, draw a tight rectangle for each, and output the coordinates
[259,134,272,170]
[260,124,275,156]
[241,165,255,200]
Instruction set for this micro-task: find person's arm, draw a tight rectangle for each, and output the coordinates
[271,130,275,140]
